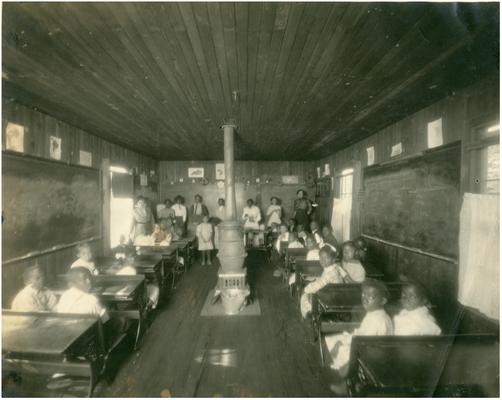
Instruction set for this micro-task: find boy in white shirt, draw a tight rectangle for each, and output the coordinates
[11,265,57,312]
[310,221,323,245]
[325,279,393,375]
[394,281,441,336]
[287,231,304,249]
[341,241,366,283]
[70,243,98,275]
[57,267,127,347]
[300,247,346,318]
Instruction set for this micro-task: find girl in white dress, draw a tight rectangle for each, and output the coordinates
[266,197,282,227]
[197,215,214,266]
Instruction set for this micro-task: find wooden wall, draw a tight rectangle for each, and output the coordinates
[159,160,315,221]
[2,99,158,305]
[312,76,499,304]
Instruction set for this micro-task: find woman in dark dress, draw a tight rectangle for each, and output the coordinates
[293,189,312,228]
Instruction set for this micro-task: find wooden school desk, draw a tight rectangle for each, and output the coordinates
[2,310,105,397]
[346,334,499,397]
[51,275,147,349]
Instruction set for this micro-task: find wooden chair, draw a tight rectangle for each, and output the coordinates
[294,260,323,302]
[346,334,499,397]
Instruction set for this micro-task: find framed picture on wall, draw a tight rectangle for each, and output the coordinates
[188,167,204,178]
[215,163,225,180]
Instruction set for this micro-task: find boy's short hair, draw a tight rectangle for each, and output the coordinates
[342,240,356,250]
[305,234,316,244]
[22,265,41,285]
[76,243,91,256]
[319,246,336,260]
[354,236,368,249]
[66,267,92,287]
[322,225,333,232]
[362,278,390,300]
[403,280,429,301]
[270,196,280,203]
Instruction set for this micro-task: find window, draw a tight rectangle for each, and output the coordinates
[334,168,354,199]
[110,166,133,247]
[468,121,500,194]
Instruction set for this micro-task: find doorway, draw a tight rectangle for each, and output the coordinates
[331,168,354,242]
[110,166,134,248]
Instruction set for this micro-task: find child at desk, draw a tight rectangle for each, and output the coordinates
[288,235,318,286]
[394,281,441,336]
[288,231,304,249]
[151,223,172,246]
[300,247,346,318]
[341,241,365,283]
[70,243,98,275]
[56,267,126,347]
[114,256,160,310]
[324,279,393,375]
[296,224,308,244]
[11,265,57,312]
[197,215,214,266]
[287,218,296,233]
[272,224,290,277]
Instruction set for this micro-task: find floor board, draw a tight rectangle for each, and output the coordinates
[96,251,334,397]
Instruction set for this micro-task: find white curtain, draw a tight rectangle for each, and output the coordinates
[458,193,500,320]
[331,197,352,243]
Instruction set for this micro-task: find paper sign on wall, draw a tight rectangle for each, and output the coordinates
[391,142,402,157]
[427,118,443,149]
[6,122,24,152]
[215,163,225,180]
[79,150,92,167]
[140,173,148,186]
[188,167,204,178]
[316,167,321,178]
[366,146,375,166]
[324,163,330,176]
[282,175,299,184]
[49,136,62,160]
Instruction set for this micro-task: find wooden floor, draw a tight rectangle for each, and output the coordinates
[95,251,335,397]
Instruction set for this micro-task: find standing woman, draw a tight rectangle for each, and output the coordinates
[293,189,312,228]
[172,195,187,236]
[130,196,155,242]
[266,197,282,227]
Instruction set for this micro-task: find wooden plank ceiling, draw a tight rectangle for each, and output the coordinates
[2,2,499,160]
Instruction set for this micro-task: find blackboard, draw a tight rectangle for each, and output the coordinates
[2,152,101,263]
[362,143,461,258]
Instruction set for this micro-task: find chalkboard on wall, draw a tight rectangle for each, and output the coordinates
[362,142,461,258]
[2,152,102,263]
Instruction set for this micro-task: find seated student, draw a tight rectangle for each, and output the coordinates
[151,223,172,245]
[71,243,98,275]
[394,281,441,336]
[324,279,393,374]
[11,265,57,312]
[300,247,347,319]
[274,224,290,253]
[310,221,323,245]
[288,235,319,286]
[354,236,368,262]
[341,241,366,283]
[114,255,160,310]
[287,218,296,233]
[321,225,339,253]
[57,267,126,347]
[296,224,308,244]
[288,231,304,249]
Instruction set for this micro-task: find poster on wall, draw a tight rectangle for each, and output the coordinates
[316,167,321,178]
[427,118,443,149]
[79,150,92,167]
[366,146,375,166]
[49,136,62,160]
[5,122,25,152]
[390,142,403,157]
[324,163,330,176]
[188,167,204,178]
[215,163,225,180]
[140,173,148,186]
[282,175,299,184]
